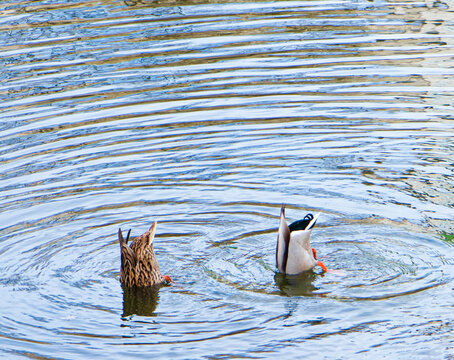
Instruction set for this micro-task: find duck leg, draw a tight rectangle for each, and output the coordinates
[312,247,327,272]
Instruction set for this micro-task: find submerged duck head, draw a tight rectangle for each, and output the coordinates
[119,222,171,287]
[276,205,327,275]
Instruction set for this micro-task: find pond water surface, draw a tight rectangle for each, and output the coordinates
[0,0,453,358]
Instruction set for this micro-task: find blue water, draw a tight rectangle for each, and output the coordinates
[0,0,453,358]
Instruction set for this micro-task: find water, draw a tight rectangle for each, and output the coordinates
[0,0,453,358]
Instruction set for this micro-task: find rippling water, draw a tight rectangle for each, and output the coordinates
[1,0,453,358]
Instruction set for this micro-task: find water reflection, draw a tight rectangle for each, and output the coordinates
[274,271,320,297]
[123,0,151,6]
[122,285,161,317]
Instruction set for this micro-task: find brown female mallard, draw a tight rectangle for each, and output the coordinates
[119,222,171,287]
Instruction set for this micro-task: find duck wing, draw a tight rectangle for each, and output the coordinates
[276,205,290,273]
[119,228,137,286]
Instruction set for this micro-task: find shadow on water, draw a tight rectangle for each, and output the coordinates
[274,271,321,297]
[122,285,162,317]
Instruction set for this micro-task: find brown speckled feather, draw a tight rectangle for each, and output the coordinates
[119,222,166,287]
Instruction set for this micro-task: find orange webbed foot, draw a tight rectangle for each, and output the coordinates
[317,260,328,272]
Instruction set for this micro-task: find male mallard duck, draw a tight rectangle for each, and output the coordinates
[276,205,327,275]
[119,222,171,287]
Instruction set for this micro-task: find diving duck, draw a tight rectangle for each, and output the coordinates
[276,205,327,275]
[119,222,171,287]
